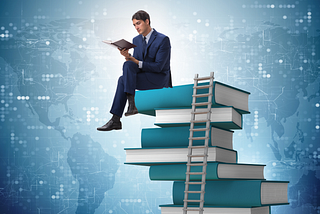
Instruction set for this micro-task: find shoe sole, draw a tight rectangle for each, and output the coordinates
[124,111,138,117]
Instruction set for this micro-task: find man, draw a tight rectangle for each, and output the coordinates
[97,10,172,131]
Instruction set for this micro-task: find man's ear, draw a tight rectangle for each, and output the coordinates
[146,19,150,26]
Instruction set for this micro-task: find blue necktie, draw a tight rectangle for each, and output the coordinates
[142,36,147,56]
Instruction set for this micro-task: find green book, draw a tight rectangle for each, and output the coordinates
[141,126,233,149]
[149,162,265,180]
[172,180,289,207]
[135,81,250,116]
[160,205,271,214]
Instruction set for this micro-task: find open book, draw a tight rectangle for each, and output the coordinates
[102,39,136,50]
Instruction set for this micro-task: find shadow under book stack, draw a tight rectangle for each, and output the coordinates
[124,74,289,214]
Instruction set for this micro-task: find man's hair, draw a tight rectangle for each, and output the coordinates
[132,10,151,26]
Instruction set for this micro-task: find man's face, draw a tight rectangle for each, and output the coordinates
[132,19,150,36]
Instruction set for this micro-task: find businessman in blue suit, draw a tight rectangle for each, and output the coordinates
[97,10,172,131]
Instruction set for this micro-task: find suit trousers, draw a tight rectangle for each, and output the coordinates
[110,61,166,117]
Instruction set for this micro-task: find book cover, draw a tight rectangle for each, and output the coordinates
[102,39,136,50]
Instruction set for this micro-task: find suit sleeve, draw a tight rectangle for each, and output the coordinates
[141,36,171,73]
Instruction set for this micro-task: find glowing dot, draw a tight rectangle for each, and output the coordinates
[316,125,320,129]
[316,103,319,107]
[283,15,287,19]
[271,4,275,8]
[267,48,271,52]
[197,19,201,23]
[39,181,44,185]
[91,19,95,23]
[83,38,87,41]
[46,41,50,45]
[51,195,56,199]
[279,59,283,63]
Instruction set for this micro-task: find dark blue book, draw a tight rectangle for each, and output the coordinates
[172,180,289,207]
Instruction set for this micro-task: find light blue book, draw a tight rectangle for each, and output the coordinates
[135,81,250,116]
[172,180,289,207]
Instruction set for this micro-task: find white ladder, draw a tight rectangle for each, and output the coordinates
[183,72,214,214]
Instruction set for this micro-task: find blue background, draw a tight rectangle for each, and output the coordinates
[0,0,319,213]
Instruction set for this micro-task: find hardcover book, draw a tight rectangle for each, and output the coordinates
[124,147,237,165]
[141,126,233,149]
[149,162,265,180]
[135,81,250,116]
[154,106,242,129]
[172,180,289,207]
[160,205,270,214]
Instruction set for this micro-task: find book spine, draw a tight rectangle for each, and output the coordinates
[173,180,263,207]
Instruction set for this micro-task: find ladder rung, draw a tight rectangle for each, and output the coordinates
[185,181,206,185]
[183,208,203,211]
[187,163,206,166]
[186,172,206,175]
[190,119,210,123]
[184,199,204,203]
[193,85,212,89]
[188,154,207,157]
[192,93,212,98]
[184,190,205,194]
[188,145,207,149]
[189,136,209,140]
[191,111,210,115]
[190,128,210,132]
[192,102,211,106]
[194,76,211,81]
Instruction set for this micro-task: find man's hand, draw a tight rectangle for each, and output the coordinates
[119,48,139,65]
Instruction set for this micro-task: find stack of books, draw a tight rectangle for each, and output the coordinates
[124,81,289,214]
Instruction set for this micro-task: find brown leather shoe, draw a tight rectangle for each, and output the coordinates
[97,119,122,131]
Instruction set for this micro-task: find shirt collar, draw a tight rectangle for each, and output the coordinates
[144,28,154,44]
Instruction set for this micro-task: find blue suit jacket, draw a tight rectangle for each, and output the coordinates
[132,29,172,88]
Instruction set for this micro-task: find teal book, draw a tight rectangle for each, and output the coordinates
[135,81,250,116]
[124,146,237,165]
[154,106,243,130]
[160,205,271,214]
[149,162,265,180]
[173,180,289,207]
[141,126,233,150]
